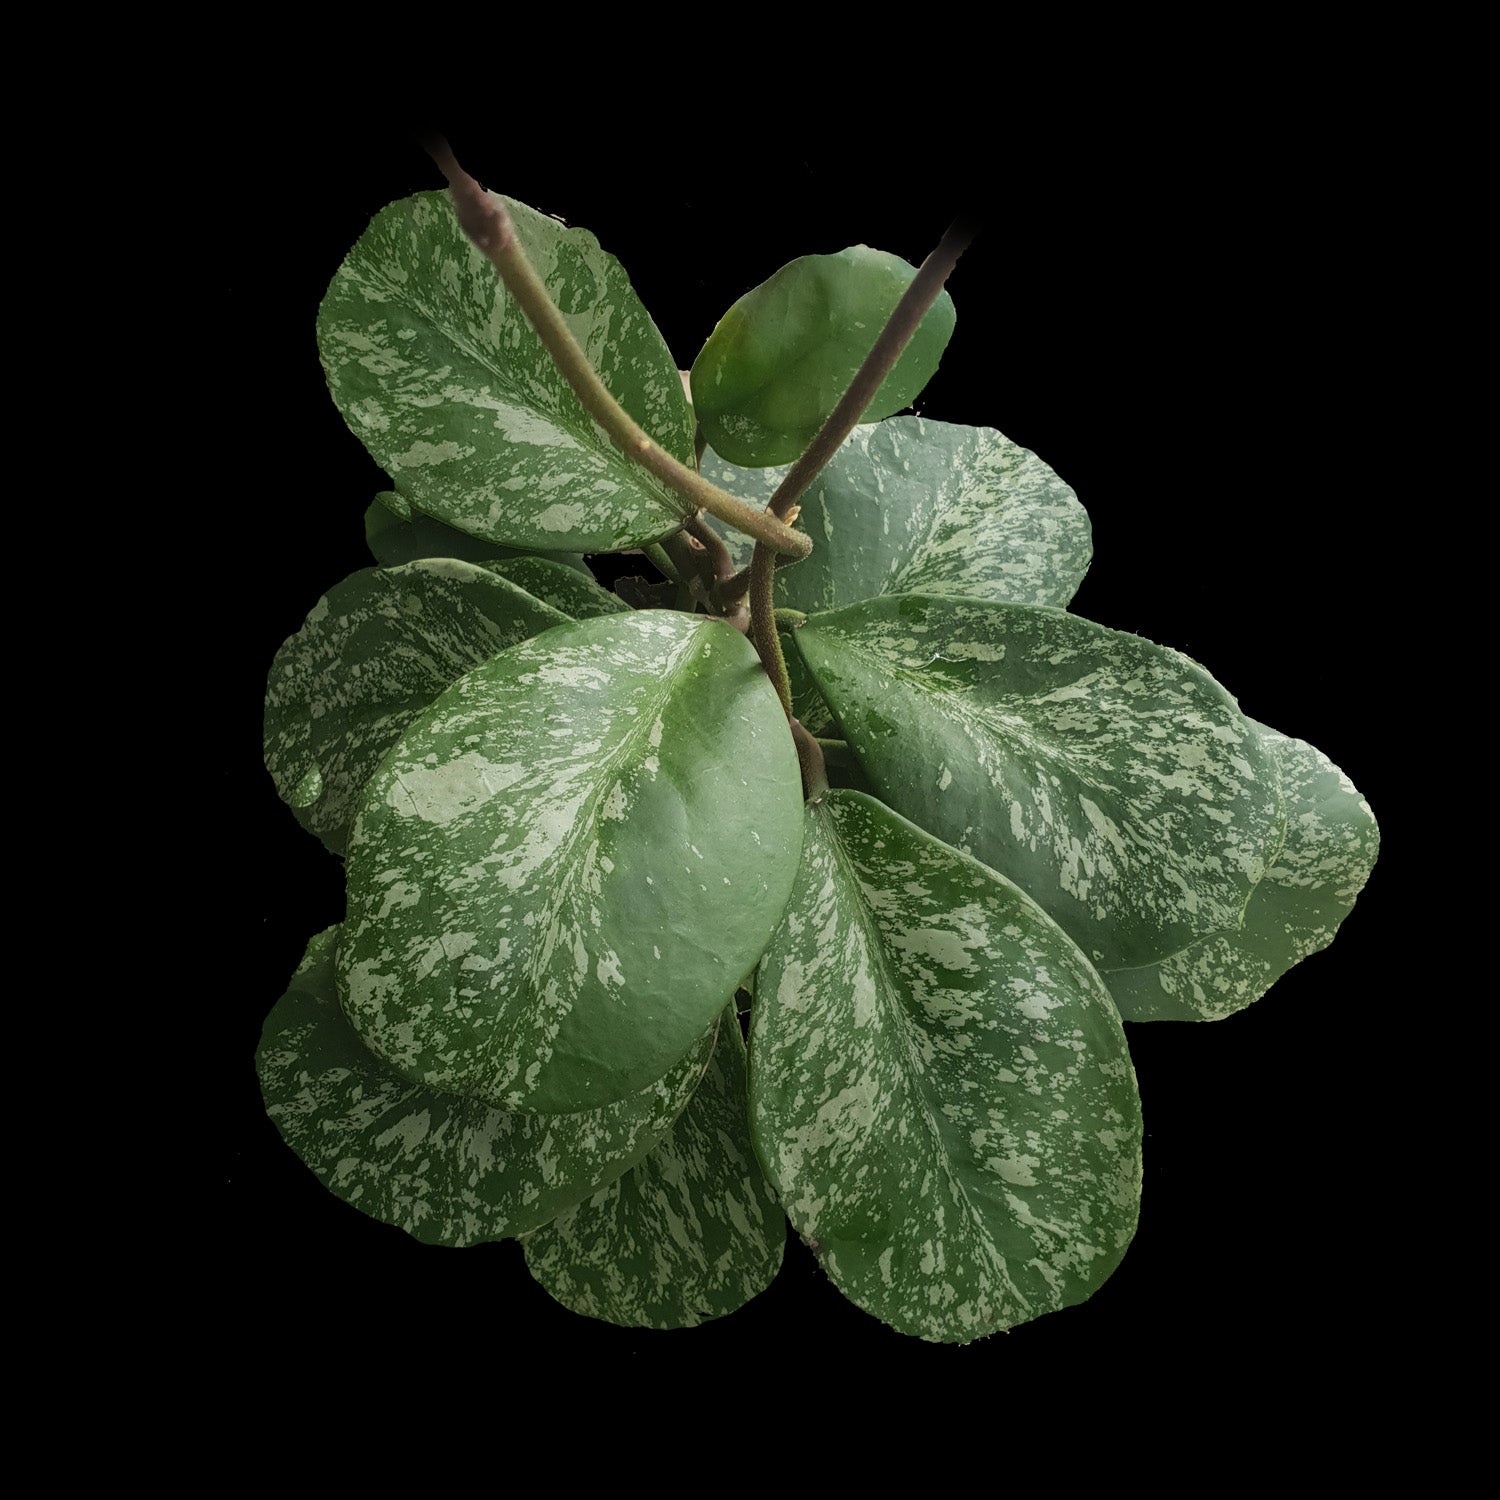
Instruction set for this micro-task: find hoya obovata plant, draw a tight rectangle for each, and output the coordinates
[257,142,1378,1342]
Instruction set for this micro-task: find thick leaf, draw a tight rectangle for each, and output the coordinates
[320,191,694,551]
[258,928,716,1247]
[485,556,630,620]
[523,1004,783,1328]
[340,611,804,1114]
[794,596,1282,972]
[1105,723,1378,1020]
[690,247,956,467]
[704,419,1091,612]
[263,559,571,855]
[364,491,588,575]
[751,792,1142,1342]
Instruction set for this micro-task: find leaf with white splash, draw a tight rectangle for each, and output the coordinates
[690,246,956,467]
[1105,723,1378,1020]
[523,1005,783,1328]
[793,596,1282,973]
[257,928,717,1247]
[704,419,1091,612]
[263,559,571,855]
[320,191,694,552]
[364,491,589,575]
[340,611,804,1115]
[751,791,1142,1342]
[485,556,630,620]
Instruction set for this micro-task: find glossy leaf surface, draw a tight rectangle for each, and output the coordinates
[485,556,630,620]
[1105,723,1378,1020]
[691,247,955,466]
[751,792,1142,1342]
[365,491,591,575]
[258,928,716,1246]
[340,612,804,1114]
[263,560,570,855]
[524,1006,783,1328]
[795,597,1282,971]
[320,191,694,551]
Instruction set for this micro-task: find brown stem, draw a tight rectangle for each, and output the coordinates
[791,718,829,801]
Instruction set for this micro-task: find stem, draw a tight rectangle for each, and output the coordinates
[683,514,735,582]
[791,719,829,801]
[643,542,680,584]
[424,138,810,562]
[814,737,854,769]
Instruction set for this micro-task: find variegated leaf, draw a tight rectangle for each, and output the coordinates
[751,792,1142,1342]
[485,555,630,620]
[793,597,1282,973]
[340,611,804,1115]
[257,928,717,1247]
[1105,723,1378,1020]
[263,559,571,855]
[364,490,588,575]
[320,191,694,552]
[690,246,956,467]
[523,1005,783,1328]
[704,419,1091,612]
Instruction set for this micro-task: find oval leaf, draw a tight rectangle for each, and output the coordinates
[364,491,588,575]
[340,611,804,1114]
[794,597,1282,972]
[705,418,1091,612]
[1105,723,1378,1020]
[690,247,956,467]
[320,191,694,551]
[751,792,1142,1342]
[263,559,571,855]
[485,556,630,620]
[523,1005,784,1328]
[258,928,717,1246]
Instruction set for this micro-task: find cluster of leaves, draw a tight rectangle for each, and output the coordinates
[259,181,1378,1342]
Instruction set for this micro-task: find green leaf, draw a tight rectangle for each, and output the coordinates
[794,596,1282,973]
[704,418,1091,612]
[258,928,716,1247]
[1105,724,1378,1020]
[690,248,956,467]
[751,792,1142,1342]
[340,611,804,1115]
[523,1004,784,1328]
[484,555,630,620]
[319,191,694,552]
[263,560,571,855]
[364,491,588,575]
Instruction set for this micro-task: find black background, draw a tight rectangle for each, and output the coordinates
[197,109,1397,1381]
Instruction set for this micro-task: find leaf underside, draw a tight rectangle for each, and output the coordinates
[751,792,1142,1342]
[258,928,716,1247]
[524,1004,784,1329]
[365,490,584,574]
[339,610,804,1115]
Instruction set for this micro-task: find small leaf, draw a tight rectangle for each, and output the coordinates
[340,611,804,1114]
[257,928,716,1247]
[1105,723,1378,1020]
[264,560,571,855]
[704,419,1091,612]
[523,1005,784,1329]
[794,597,1282,973]
[320,191,694,551]
[751,792,1142,1342]
[365,491,588,575]
[485,556,630,620]
[691,248,956,467]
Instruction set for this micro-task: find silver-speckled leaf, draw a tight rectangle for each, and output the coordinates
[523,1005,784,1328]
[340,611,804,1115]
[364,491,589,575]
[793,597,1282,973]
[1105,723,1378,1020]
[485,556,630,620]
[264,559,571,855]
[258,928,717,1247]
[704,419,1090,612]
[751,792,1142,1343]
[690,246,956,467]
[320,191,694,551]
